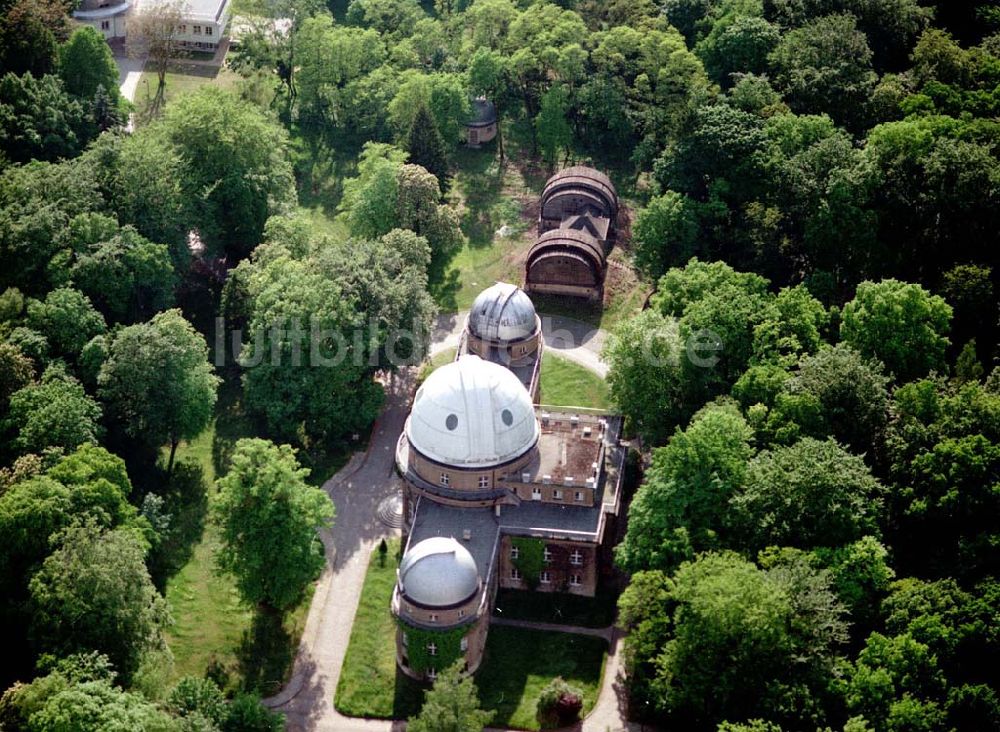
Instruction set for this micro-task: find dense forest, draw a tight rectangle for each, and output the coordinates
[0,0,998,730]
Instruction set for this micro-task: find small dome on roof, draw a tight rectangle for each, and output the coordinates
[399,536,480,608]
[468,282,538,342]
[467,98,497,128]
[407,355,538,469]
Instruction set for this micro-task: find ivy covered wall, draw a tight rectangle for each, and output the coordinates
[511,536,545,588]
[400,620,467,674]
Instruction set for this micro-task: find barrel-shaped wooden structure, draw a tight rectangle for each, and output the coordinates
[524,228,606,301]
[538,166,618,237]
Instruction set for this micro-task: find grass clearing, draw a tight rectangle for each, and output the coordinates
[134,62,241,122]
[162,378,320,695]
[335,542,608,729]
[538,352,613,411]
[477,627,607,730]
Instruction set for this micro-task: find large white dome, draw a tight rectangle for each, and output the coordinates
[399,537,480,608]
[407,355,538,469]
[468,282,538,343]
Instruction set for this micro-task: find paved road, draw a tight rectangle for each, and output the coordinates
[265,314,637,731]
[117,52,146,103]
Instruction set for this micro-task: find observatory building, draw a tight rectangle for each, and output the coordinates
[525,167,620,302]
[392,283,626,680]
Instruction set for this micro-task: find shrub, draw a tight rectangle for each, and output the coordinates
[537,676,584,728]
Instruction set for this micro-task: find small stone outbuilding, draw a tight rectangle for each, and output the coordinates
[465,99,498,147]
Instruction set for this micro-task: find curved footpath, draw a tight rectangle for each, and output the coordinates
[264,312,637,732]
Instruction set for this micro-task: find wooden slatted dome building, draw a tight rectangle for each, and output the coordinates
[525,166,619,302]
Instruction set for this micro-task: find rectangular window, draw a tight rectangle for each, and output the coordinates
[575,491,585,502]
[569,574,582,586]
[193,25,202,34]
[440,473,450,486]
[429,613,438,623]
[402,632,408,647]
[427,668,437,680]
[178,23,187,32]
[510,567,521,580]
[427,642,437,656]
[458,608,465,617]
[553,488,563,500]
[205,25,213,35]
[510,546,519,560]
[540,571,551,584]
[460,637,468,652]
[531,487,542,500]
[100,20,110,30]
[570,549,583,566]
[543,547,553,563]
[478,475,490,489]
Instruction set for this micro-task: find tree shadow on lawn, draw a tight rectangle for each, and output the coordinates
[428,267,462,312]
[237,606,296,697]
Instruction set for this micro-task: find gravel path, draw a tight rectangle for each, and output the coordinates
[264,313,638,731]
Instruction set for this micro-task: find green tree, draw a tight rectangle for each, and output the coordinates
[616,402,753,573]
[388,71,469,146]
[0,71,92,163]
[345,0,425,40]
[29,522,170,685]
[160,87,295,257]
[83,129,189,262]
[98,309,219,474]
[731,437,886,551]
[0,444,141,607]
[6,366,102,456]
[769,13,877,130]
[844,632,947,731]
[0,0,71,77]
[407,661,492,732]
[214,439,334,611]
[602,309,685,445]
[221,694,284,731]
[535,83,572,169]
[26,286,106,359]
[237,222,434,444]
[840,279,952,382]
[645,552,844,728]
[0,341,34,410]
[784,344,890,453]
[57,26,120,102]
[697,13,781,86]
[70,226,176,324]
[633,191,700,279]
[467,48,515,161]
[406,104,449,194]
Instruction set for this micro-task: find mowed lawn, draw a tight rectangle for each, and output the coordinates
[334,539,425,720]
[538,352,612,411]
[164,413,315,695]
[422,348,611,412]
[335,542,608,729]
[133,61,240,121]
[477,627,607,730]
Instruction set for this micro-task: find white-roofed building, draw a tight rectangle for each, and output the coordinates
[74,0,231,50]
[464,283,542,394]
[391,285,628,681]
[406,354,539,471]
